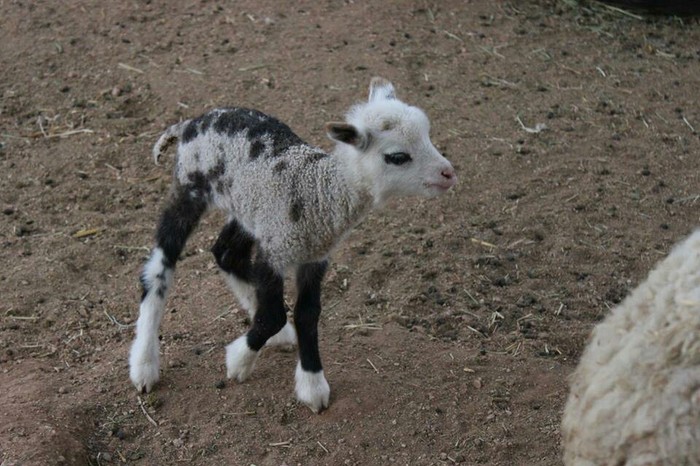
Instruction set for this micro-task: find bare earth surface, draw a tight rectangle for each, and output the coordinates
[1,1,699,465]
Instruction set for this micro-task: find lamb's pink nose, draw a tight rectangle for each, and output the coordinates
[441,168,457,186]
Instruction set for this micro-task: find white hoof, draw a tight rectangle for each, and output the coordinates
[295,362,330,413]
[226,336,258,382]
[129,338,160,392]
[265,322,297,350]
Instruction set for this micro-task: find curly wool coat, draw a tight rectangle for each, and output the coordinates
[562,229,700,465]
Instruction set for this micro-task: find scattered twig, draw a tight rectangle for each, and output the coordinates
[343,314,381,330]
[210,307,234,324]
[366,358,379,374]
[73,228,101,238]
[32,128,95,139]
[490,311,504,326]
[558,64,582,75]
[490,136,514,149]
[137,131,160,140]
[682,116,696,133]
[464,289,480,306]
[343,322,382,330]
[269,440,292,448]
[20,343,44,349]
[118,62,145,74]
[239,64,269,72]
[137,396,159,428]
[443,30,463,42]
[466,326,487,337]
[317,441,330,454]
[37,117,48,138]
[505,340,522,356]
[516,116,546,134]
[555,303,564,316]
[471,237,497,249]
[598,2,644,20]
[477,44,507,59]
[481,75,518,88]
[5,315,39,321]
[103,309,134,329]
[654,49,676,60]
[675,194,700,205]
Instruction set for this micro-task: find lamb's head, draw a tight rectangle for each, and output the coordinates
[326,77,456,204]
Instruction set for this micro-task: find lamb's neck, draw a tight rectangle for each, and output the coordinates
[322,146,377,236]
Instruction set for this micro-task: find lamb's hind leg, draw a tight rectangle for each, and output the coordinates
[212,219,296,349]
[225,255,288,381]
[129,187,207,392]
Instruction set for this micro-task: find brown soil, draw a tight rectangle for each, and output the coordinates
[1,1,699,465]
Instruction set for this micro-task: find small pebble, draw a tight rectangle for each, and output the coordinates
[168,359,183,368]
[111,86,122,97]
[215,380,226,389]
[58,386,68,394]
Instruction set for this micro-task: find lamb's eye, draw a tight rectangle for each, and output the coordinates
[384,152,412,166]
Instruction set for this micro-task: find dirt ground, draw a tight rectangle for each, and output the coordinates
[1,1,699,465]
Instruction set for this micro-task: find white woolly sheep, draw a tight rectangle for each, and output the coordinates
[562,229,700,465]
[129,77,457,412]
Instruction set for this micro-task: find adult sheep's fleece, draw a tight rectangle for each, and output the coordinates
[562,229,700,465]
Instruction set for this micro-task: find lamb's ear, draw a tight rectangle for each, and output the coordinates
[325,122,369,150]
[369,77,396,102]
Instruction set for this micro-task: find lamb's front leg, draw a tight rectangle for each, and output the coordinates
[226,258,288,381]
[293,261,330,413]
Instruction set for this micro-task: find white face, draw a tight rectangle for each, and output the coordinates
[326,78,457,203]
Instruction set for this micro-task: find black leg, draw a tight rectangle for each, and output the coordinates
[294,261,329,373]
[211,218,255,282]
[140,186,208,300]
[139,184,208,306]
[245,257,288,351]
[155,187,209,268]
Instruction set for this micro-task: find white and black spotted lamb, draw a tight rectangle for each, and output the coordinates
[129,77,457,412]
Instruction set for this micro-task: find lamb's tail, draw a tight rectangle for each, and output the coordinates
[152,120,191,165]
